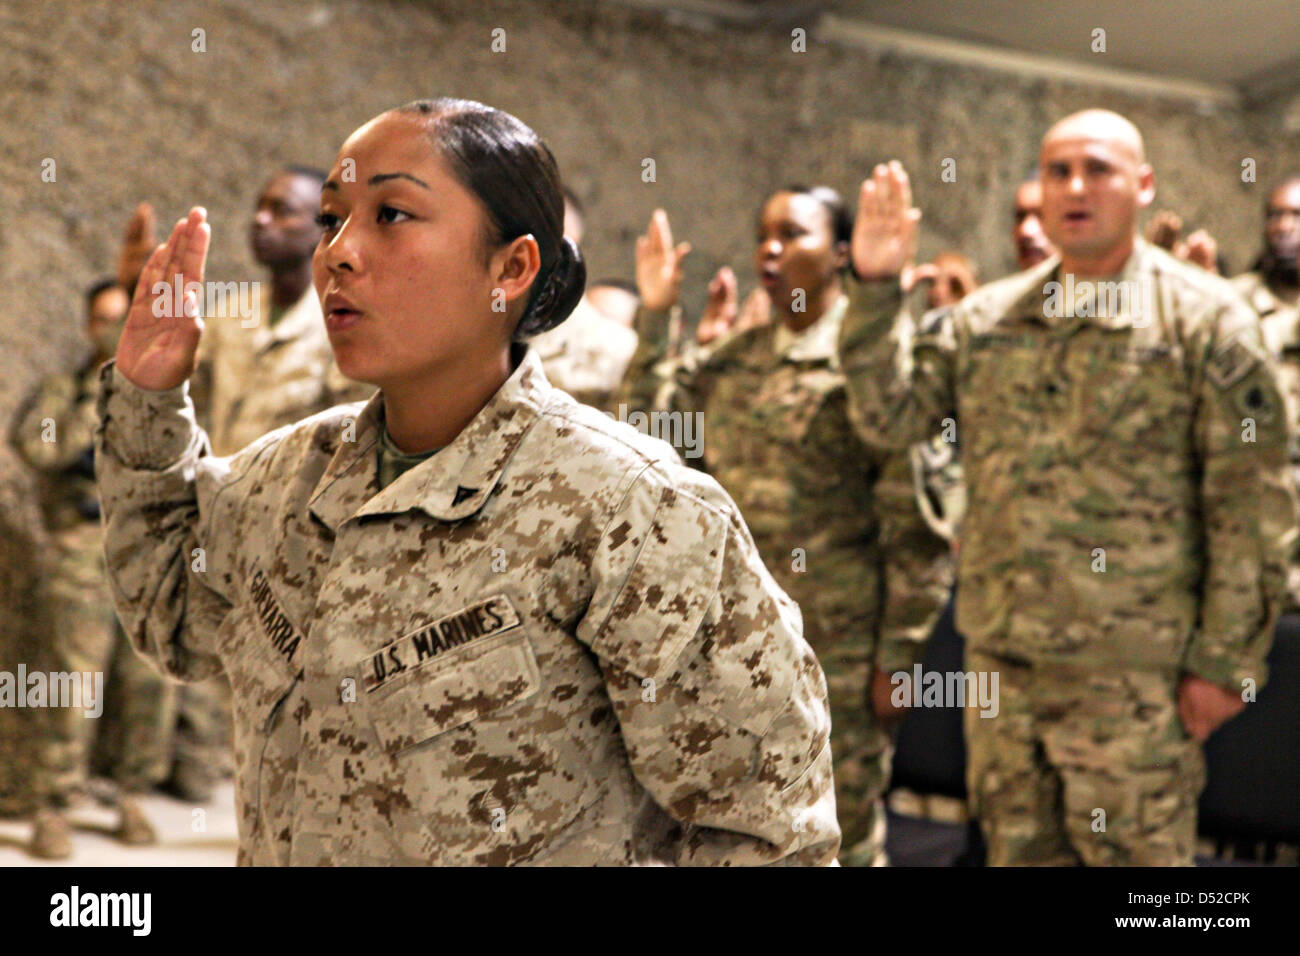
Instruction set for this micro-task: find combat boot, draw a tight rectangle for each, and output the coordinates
[30,808,73,860]
[116,795,157,846]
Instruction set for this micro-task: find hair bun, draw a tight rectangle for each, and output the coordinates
[517,237,587,338]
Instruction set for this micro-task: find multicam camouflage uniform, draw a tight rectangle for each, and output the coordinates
[95,346,840,865]
[178,286,375,793]
[619,294,954,866]
[529,295,638,411]
[839,239,1296,865]
[11,358,177,804]
[1232,270,1300,611]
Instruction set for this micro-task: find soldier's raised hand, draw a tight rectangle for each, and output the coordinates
[116,201,157,294]
[735,286,772,335]
[115,207,210,392]
[635,208,691,312]
[851,161,921,282]
[1181,229,1219,274]
[1145,210,1183,252]
[696,266,739,346]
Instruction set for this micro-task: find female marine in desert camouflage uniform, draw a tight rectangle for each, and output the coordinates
[96,99,838,865]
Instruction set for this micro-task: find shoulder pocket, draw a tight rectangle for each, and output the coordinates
[589,485,726,682]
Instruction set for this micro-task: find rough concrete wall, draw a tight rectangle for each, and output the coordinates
[1,0,1297,616]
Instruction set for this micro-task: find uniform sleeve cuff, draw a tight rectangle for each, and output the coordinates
[843,277,905,343]
[633,304,677,350]
[1181,643,1269,693]
[98,362,201,469]
[876,635,930,673]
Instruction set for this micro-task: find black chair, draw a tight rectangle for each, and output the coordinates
[888,599,1300,864]
[890,594,968,799]
[1198,614,1300,855]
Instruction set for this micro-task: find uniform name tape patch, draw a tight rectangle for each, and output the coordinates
[249,568,304,665]
[361,594,521,693]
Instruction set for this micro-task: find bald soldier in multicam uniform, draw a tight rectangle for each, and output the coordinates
[619,193,953,866]
[97,99,839,866]
[11,279,177,858]
[1233,174,1300,610]
[838,111,1296,865]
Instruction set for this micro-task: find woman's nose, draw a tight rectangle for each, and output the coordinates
[322,225,359,274]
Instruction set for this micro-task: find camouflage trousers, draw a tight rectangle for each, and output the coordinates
[824,657,891,867]
[171,675,234,789]
[964,649,1204,866]
[39,521,177,802]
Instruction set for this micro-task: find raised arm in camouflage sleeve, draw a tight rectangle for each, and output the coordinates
[871,446,956,673]
[576,463,840,865]
[1184,295,1297,689]
[839,277,960,453]
[94,362,232,683]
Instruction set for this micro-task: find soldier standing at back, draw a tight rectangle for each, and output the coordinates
[11,279,177,858]
[1233,175,1300,609]
[620,189,953,866]
[839,109,1295,865]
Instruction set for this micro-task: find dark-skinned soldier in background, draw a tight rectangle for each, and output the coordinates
[619,189,953,866]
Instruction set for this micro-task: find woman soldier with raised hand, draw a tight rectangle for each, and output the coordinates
[96,99,838,866]
[618,191,954,866]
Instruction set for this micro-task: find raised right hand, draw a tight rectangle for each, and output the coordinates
[1145,210,1182,251]
[696,266,738,346]
[851,161,921,282]
[115,208,210,391]
[635,208,691,312]
[116,201,157,294]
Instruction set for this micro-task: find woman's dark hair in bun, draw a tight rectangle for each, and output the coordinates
[396,98,586,338]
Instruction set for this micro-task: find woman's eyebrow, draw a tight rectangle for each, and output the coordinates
[368,172,431,189]
[321,172,431,193]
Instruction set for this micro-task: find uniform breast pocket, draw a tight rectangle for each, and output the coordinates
[360,628,594,863]
[1071,342,1190,458]
[960,345,1037,458]
[364,628,542,758]
[776,372,843,449]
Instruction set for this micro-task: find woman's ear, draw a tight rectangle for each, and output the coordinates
[491,234,543,314]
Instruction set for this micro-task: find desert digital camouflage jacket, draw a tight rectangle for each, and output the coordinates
[95,346,839,866]
[529,295,638,412]
[839,239,1297,687]
[618,295,952,673]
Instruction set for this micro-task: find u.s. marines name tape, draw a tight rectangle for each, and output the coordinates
[362,594,522,693]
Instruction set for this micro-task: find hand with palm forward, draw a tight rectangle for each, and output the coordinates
[851,161,922,282]
[115,207,211,392]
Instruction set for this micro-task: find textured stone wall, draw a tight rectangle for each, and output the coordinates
[1,0,1297,625]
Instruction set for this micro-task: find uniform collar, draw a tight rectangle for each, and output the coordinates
[1240,271,1289,318]
[308,344,550,530]
[1001,239,1152,331]
[779,294,848,364]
